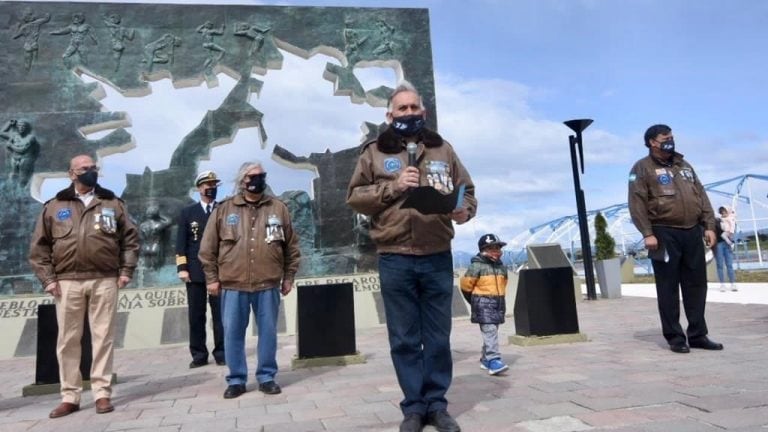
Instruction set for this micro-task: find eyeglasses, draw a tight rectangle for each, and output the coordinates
[71,165,99,175]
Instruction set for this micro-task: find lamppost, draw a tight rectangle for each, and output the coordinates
[564,119,597,300]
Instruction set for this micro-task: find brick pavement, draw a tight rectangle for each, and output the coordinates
[1,284,767,431]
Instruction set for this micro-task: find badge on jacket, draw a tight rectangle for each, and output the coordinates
[99,207,117,234]
[265,214,285,243]
[426,160,454,193]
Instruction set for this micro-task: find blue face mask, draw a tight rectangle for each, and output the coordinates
[391,114,425,137]
[660,138,675,153]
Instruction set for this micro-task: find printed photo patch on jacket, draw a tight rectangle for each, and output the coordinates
[56,208,72,221]
[226,213,240,225]
[265,214,285,243]
[680,168,695,182]
[100,207,117,234]
[383,157,402,173]
[426,160,454,193]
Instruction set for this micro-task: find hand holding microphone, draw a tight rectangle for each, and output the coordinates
[407,141,418,167]
[396,142,420,192]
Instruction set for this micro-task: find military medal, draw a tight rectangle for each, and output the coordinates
[191,221,199,241]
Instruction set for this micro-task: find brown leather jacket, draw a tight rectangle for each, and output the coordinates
[28,184,140,286]
[347,126,477,255]
[198,193,300,292]
[628,153,715,237]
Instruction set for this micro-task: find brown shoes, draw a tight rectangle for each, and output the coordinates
[95,397,114,414]
[49,402,79,418]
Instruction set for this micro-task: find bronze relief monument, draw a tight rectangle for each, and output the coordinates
[0,1,437,295]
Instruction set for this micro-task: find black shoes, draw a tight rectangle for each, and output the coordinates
[258,381,282,395]
[399,413,424,432]
[669,342,690,354]
[427,410,461,432]
[189,359,208,368]
[223,384,246,399]
[215,359,226,366]
[689,337,724,350]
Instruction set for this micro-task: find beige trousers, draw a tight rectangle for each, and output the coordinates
[55,278,118,404]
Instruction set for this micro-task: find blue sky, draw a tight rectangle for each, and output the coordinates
[33,0,768,252]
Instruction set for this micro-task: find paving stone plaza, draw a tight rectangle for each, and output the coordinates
[1,283,767,431]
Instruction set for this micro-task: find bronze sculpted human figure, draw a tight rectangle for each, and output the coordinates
[196,21,226,73]
[234,22,271,56]
[1,119,40,188]
[13,9,51,71]
[142,33,182,72]
[139,204,173,268]
[103,13,134,72]
[50,12,98,65]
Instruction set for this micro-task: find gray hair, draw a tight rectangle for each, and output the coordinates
[387,80,423,112]
[234,161,264,194]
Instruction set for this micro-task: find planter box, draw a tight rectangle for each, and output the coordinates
[595,258,622,299]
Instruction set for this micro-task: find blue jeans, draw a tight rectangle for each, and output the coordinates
[220,288,280,386]
[714,241,735,283]
[378,252,454,416]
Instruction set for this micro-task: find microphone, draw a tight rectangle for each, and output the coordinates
[406,142,418,167]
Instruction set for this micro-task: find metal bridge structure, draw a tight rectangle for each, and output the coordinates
[506,174,768,268]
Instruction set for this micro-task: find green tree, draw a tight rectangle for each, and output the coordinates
[594,212,617,261]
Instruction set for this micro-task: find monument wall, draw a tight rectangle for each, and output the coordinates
[0,1,437,295]
[0,1,448,358]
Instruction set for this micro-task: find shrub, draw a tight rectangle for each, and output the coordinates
[594,212,617,261]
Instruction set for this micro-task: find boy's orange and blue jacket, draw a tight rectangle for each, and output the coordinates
[460,253,507,324]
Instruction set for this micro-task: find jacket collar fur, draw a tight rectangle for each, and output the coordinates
[56,184,116,201]
[375,126,445,154]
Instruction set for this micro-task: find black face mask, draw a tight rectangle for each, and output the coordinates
[203,187,217,200]
[660,138,675,154]
[391,114,425,137]
[246,173,267,194]
[77,170,98,188]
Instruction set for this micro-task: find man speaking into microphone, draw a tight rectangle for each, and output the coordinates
[347,81,476,432]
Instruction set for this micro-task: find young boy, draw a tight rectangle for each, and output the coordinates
[460,233,509,375]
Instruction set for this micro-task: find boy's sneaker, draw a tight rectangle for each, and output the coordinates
[719,284,726,292]
[486,358,509,375]
[731,283,738,292]
[479,359,489,370]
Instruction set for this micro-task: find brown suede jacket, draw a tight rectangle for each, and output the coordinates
[198,193,300,291]
[628,153,715,237]
[347,126,477,255]
[28,184,139,286]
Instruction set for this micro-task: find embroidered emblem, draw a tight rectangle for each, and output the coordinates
[226,214,240,225]
[56,208,72,221]
[628,173,637,182]
[657,174,672,185]
[383,157,402,173]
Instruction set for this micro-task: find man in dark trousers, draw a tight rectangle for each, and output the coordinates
[628,124,723,354]
[176,170,225,368]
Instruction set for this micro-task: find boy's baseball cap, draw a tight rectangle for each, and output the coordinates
[478,233,507,251]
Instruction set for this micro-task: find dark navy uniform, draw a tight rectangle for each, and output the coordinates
[176,201,224,365]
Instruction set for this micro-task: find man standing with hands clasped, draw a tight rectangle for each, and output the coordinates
[176,170,225,368]
[628,124,723,354]
[29,154,139,418]
[347,81,476,432]
[199,162,300,399]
